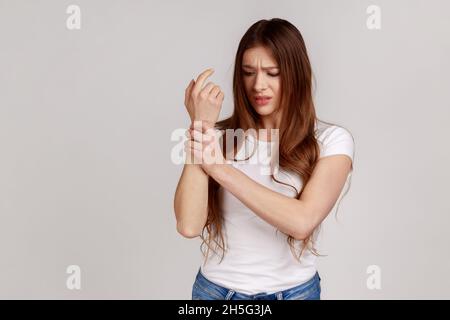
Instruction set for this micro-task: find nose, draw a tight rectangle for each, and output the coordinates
[253,71,268,92]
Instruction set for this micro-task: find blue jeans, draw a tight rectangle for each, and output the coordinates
[192,268,321,300]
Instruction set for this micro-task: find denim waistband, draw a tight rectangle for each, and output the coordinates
[194,268,321,300]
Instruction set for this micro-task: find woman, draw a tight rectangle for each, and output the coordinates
[174,18,355,300]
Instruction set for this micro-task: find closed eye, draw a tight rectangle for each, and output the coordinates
[243,71,279,77]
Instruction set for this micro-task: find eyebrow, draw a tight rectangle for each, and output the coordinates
[242,64,279,70]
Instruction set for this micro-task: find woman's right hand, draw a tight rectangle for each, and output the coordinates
[184,68,224,128]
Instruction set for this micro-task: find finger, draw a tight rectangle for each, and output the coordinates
[192,68,214,95]
[202,120,216,133]
[203,132,216,146]
[190,120,213,133]
[202,120,215,131]
[185,139,204,151]
[184,144,196,154]
[191,120,204,132]
[195,121,210,133]
[191,128,212,143]
[190,128,202,142]
[184,145,200,164]
[192,149,203,163]
[184,139,198,150]
[217,91,224,101]
[184,79,195,105]
[209,86,221,98]
[200,82,216,96]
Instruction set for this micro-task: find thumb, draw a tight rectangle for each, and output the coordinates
[184,79,195,105]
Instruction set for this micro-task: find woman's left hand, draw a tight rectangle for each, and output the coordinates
[184,120,227,176]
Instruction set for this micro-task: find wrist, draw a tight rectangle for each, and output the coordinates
[204,162,231,180]
[191,119,215,132]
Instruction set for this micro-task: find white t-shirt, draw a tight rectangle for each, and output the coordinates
[199,120,355,295]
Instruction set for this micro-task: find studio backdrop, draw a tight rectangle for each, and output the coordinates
[0,0,449,299]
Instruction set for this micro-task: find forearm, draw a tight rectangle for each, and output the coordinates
[208,164,310,240]
[174,163,209,238]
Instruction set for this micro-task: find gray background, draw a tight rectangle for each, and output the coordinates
[1,0,449,299]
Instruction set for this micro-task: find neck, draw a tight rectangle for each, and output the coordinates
[256,112,282,141]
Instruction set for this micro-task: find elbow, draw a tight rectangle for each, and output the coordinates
[176,221,202,239]
[292,229,308,241]
[292,231,310,241]
[174,200,200,239]
[291,202,318,241]
[291,221,315,241]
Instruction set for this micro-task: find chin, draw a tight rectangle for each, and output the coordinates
[252,104,277,117]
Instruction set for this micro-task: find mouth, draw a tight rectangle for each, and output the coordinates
[254,96,272,106]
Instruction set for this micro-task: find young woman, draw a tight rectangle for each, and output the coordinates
[174,18,355,300]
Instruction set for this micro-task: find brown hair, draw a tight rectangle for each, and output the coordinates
[200,18,353,266]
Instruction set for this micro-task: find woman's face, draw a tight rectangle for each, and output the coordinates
[242,46,281,119]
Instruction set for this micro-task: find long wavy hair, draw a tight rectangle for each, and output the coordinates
[200,18,353,266]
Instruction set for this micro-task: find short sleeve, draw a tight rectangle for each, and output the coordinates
[318,126,354,164]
